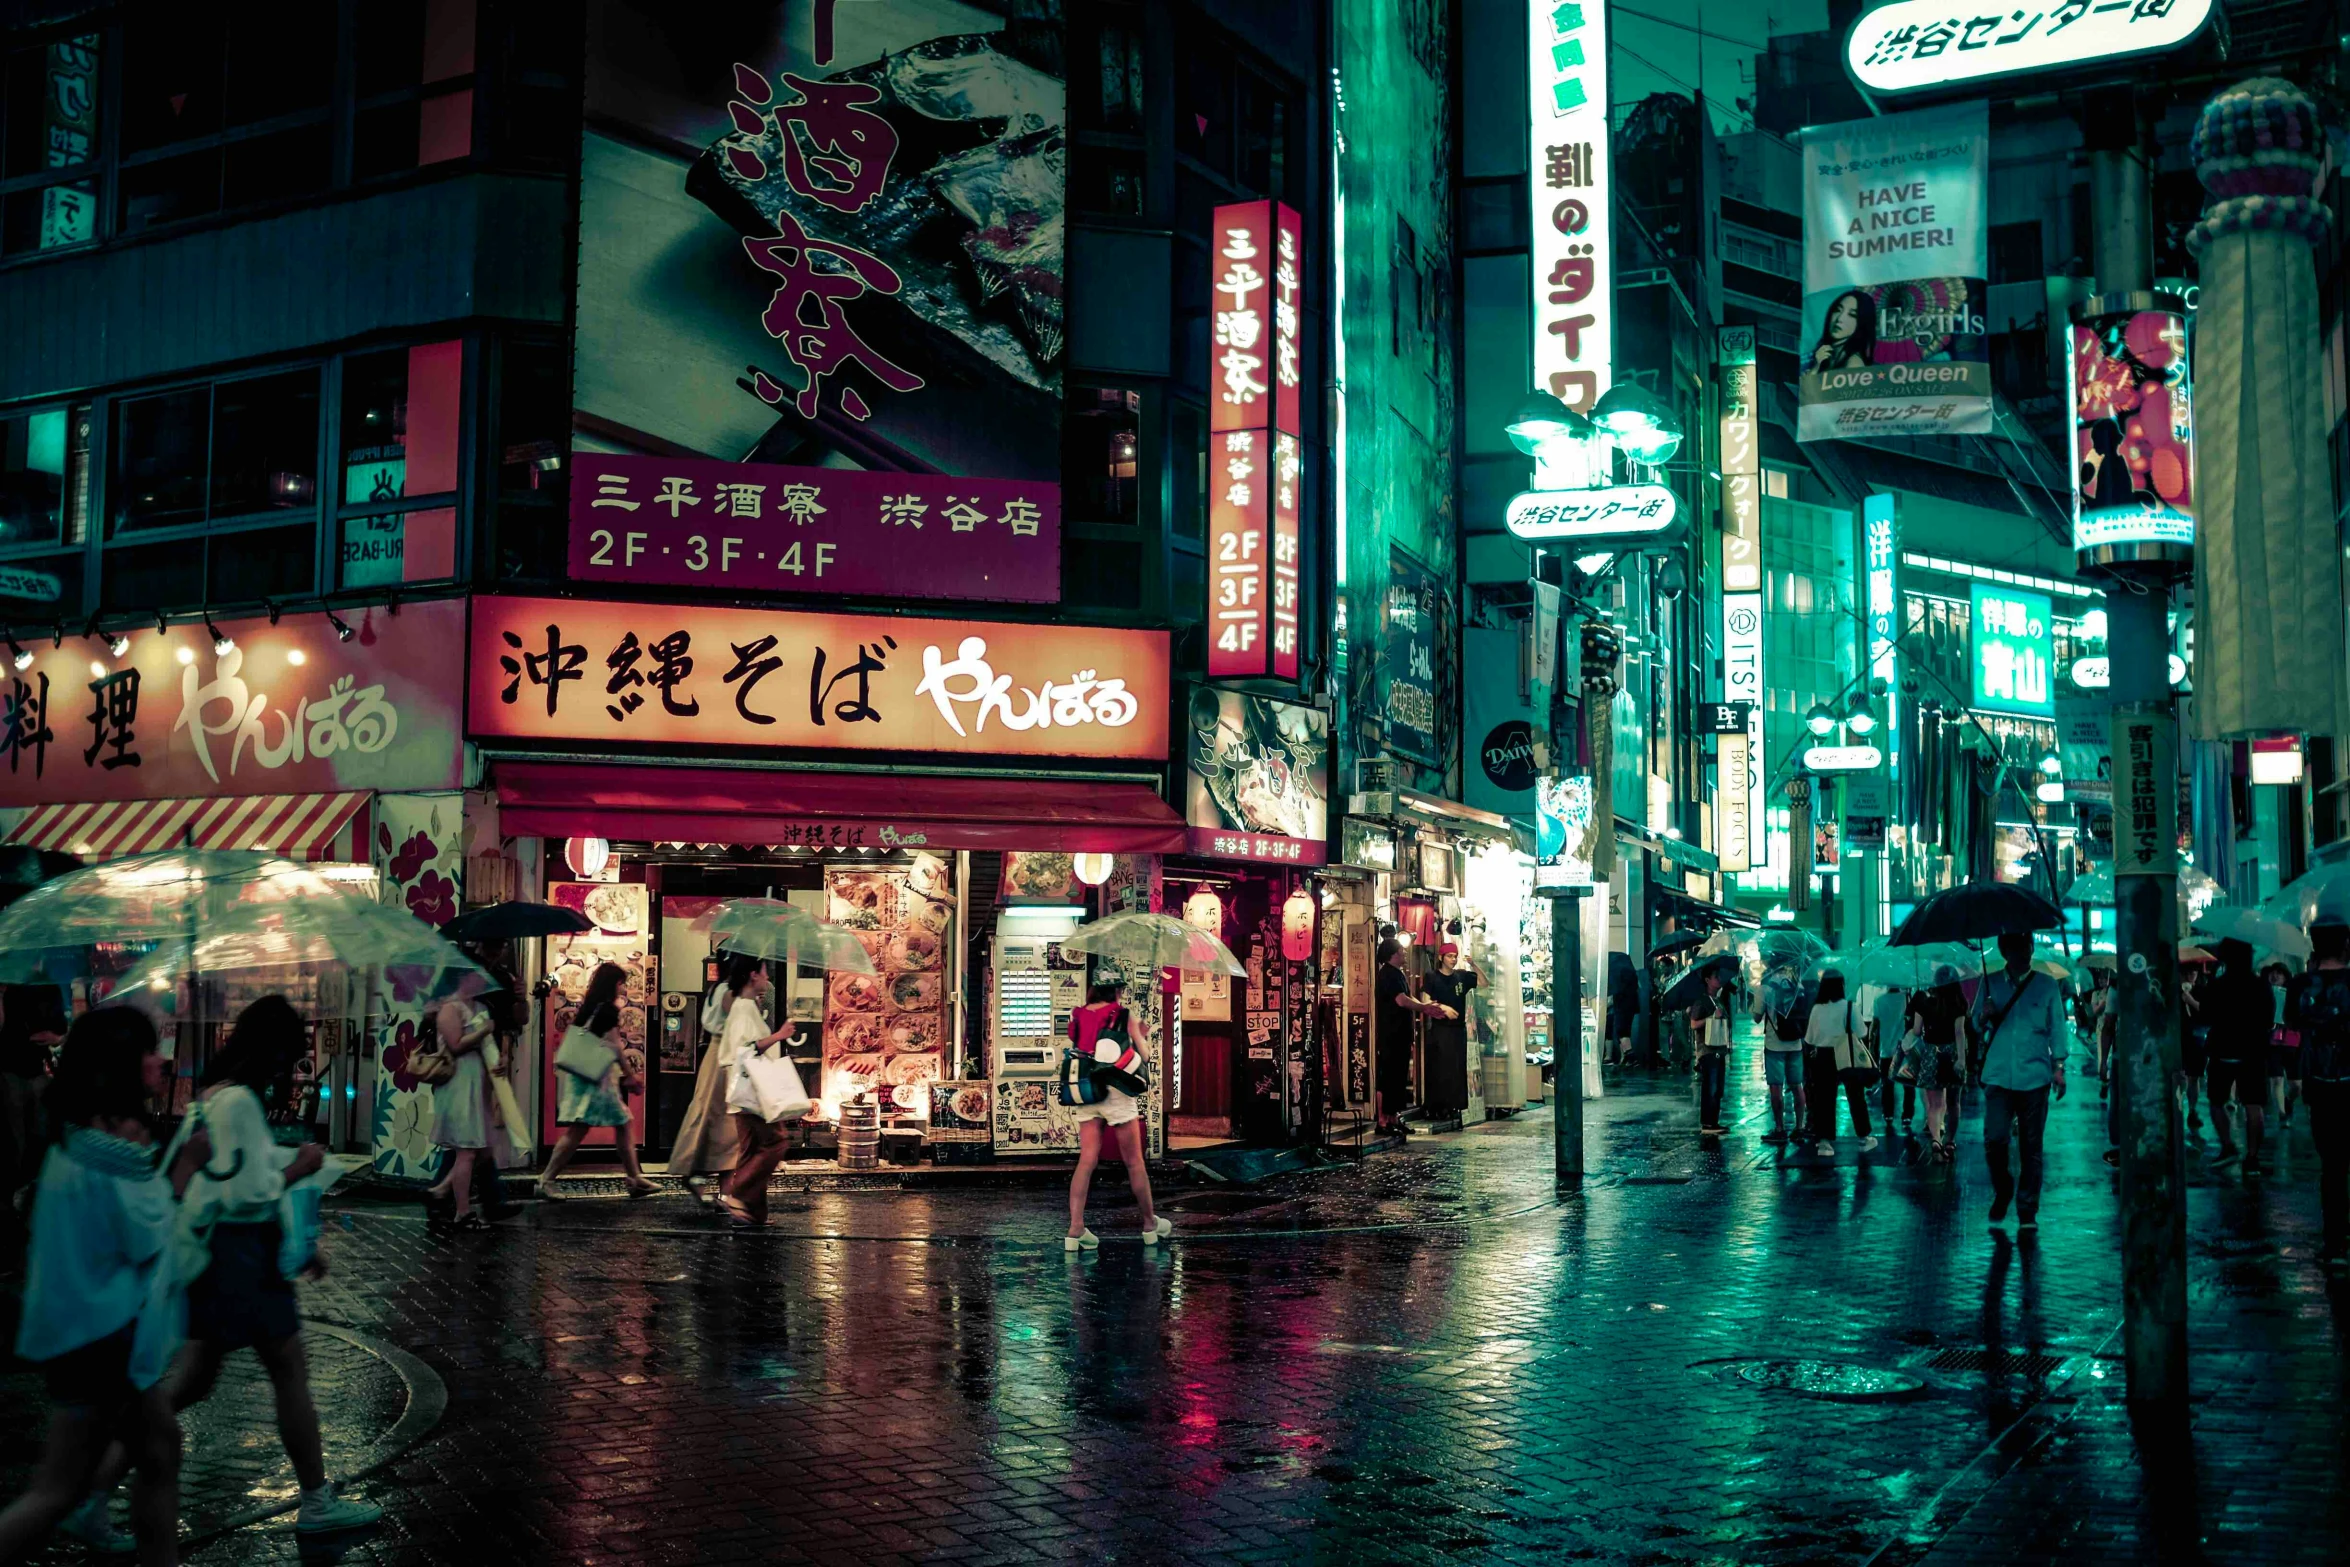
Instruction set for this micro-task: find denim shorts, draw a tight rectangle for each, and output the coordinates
[1762,1050,1803,1090]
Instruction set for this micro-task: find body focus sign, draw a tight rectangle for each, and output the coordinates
[468,596,1168,763]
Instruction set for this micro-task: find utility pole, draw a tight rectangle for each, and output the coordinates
[2083,90,2187,1416]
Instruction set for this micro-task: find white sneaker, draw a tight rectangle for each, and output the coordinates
[295,1483,382,1533]
[1141,1216,1174,1246]
[1063,1229,1099,1252]
[1815,1141,1836,1156]
[61,1495,133,1555]
[1860,1136,1880,1152]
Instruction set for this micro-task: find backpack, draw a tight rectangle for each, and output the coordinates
[2293,971,2350,1085]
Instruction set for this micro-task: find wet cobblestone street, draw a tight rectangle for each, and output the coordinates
[6,1029,2345,1565]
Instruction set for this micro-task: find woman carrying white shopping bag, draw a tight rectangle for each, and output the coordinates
[716,965,805,1227]
[537,963,658,1200]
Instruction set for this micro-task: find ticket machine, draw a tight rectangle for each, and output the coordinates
[988,906,1088,1153]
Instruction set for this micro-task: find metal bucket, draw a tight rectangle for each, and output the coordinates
[838,1095,881,1169]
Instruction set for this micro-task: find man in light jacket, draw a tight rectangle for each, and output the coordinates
[1971,931,2068,1230]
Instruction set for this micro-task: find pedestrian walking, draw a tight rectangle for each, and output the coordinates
[154,998,381,1533]
[2203,938,2273,1170]
[1419,943,1477,1118]
[0,1008,208,1565]
[1691,966,1732,1136]
[1374,937,1449,1135]
[716,963,804,1227]
[2262,959,2301,1127]
[2086,966,2116,1097]
[2285,922,2350,1272]
[1971,932,2067,1231]
[538,962,658,1200]
[1606,953,1639,1068]
[1802,972,1875,1155]
[1760,967,1810,1143]
[669,953,755,1202]
[1906,966,1969,1163]
[1062,983,1171,1251]
[421,976,499,1230]
[2180,961,2210,1134]
[1870,983,1913,1132]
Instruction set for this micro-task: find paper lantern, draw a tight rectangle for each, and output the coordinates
[1182,885,1224,932]
[564,836,611,878]
[1280,888,1316,961]
[1073,853,1115,887]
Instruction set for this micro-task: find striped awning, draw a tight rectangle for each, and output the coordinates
[7,793,372,863]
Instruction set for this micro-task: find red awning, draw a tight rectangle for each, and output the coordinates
[6,793,372,862]
[492,761,1185,855]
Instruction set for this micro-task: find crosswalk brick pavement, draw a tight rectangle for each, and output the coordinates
[4,1023,2345,1565]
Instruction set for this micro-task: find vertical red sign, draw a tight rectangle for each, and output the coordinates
[1209,429,1270,676]
[1210,200,1304,679]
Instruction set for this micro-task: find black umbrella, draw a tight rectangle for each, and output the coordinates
[1647,930,1710,963]
[1889,881,2060,946]
[1658,955,1738,1011]
[439,900,594,943]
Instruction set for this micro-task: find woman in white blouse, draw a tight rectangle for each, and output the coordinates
[169,997,381,1533]
[1801,971,1877,1157]
[668,954,759,1200]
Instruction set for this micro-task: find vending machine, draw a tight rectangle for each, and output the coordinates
[989,906,1089,1154]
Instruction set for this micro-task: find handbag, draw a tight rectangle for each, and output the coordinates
[1058,1046,1110,1107]
[405,1029,457,1086]
[1837,1005,1880,1084]
[553,1024,620,1085]
[727,1042,811,1123]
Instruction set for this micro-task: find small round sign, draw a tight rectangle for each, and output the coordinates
[1480,720,1538,793]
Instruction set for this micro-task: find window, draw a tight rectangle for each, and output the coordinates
[352,0,478,181]
[0,33,100,255]
[110,370,321,537]
[0,406,73,550]
[334,341,462,588]
[1070,2,1144,219]
[117,1,336,232]
[1064,386,1141,525]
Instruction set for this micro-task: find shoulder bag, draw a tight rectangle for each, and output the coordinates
[1971,971,2038,1080]
[1836,1003,1881,1083]
[553,1024,620,1085]
[1086,1008,1152,1096]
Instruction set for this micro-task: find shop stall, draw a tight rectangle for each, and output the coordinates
[464,595,1182,1169]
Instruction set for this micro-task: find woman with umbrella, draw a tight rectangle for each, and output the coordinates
[668,953,759,1204]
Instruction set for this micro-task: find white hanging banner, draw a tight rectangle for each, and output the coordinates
[1528,0,1612,416]
[1798,102,1992,442]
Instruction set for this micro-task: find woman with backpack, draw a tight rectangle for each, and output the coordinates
[1802,971,1876,1156]
[538,963,657,1200]
[159,997,381,1534]
[1760,968,1810,1143]
[1063,982,1171,1252]
[0,1008,209,1565]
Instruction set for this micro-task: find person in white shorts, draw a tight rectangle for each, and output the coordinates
[1064,982,1172,1252]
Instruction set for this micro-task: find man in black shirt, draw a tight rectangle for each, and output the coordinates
[1420,944,1480,1117]
[1375,937,1450,1135]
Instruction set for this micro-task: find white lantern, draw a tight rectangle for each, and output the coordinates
[1182,885,1224,932]
[564,836,611,879]
[1280,888,1316,961]
[1073,853,1115,887]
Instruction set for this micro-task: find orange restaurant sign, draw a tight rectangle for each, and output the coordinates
[0,599,466,807]
[467,596,1171,763]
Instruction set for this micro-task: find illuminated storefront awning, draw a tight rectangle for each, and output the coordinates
[491,761,1185,855]
[7,792,372,862]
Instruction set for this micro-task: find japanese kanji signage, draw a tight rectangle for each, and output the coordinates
[467,596,1168,763]
[1970,582,2055,719]
[1848,0,2214,96]
[0,601,465,807]
[569,452,1059,604]
[1799,103,1991,441]
[576,6,1065,484]
[1504,484,1679,542]
[2112,706,2176,878]
[1383,550,1444,766]
[1529,0,1613,415]
[1208,200,1304,680]
[1721,592,1766,873]
[1718,327,1762,593]
[1864,493,1899,775]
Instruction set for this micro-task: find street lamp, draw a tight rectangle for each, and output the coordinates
[1504,391,1585,454]
[1590,384,1685,467]
[1844,694,1878,736]
[1804,701,1839,737]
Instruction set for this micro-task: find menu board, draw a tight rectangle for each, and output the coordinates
[822,855,954,1120]
[542,881,653,1148]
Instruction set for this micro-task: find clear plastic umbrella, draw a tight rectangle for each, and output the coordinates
[2194,905,2313,960]
[695,898,877,974]
[2262,862,2350,930]
[1856,940,1976,991]
[2066,862,2220,911]
[0,849,483,992]
[1058,911,1246,977]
